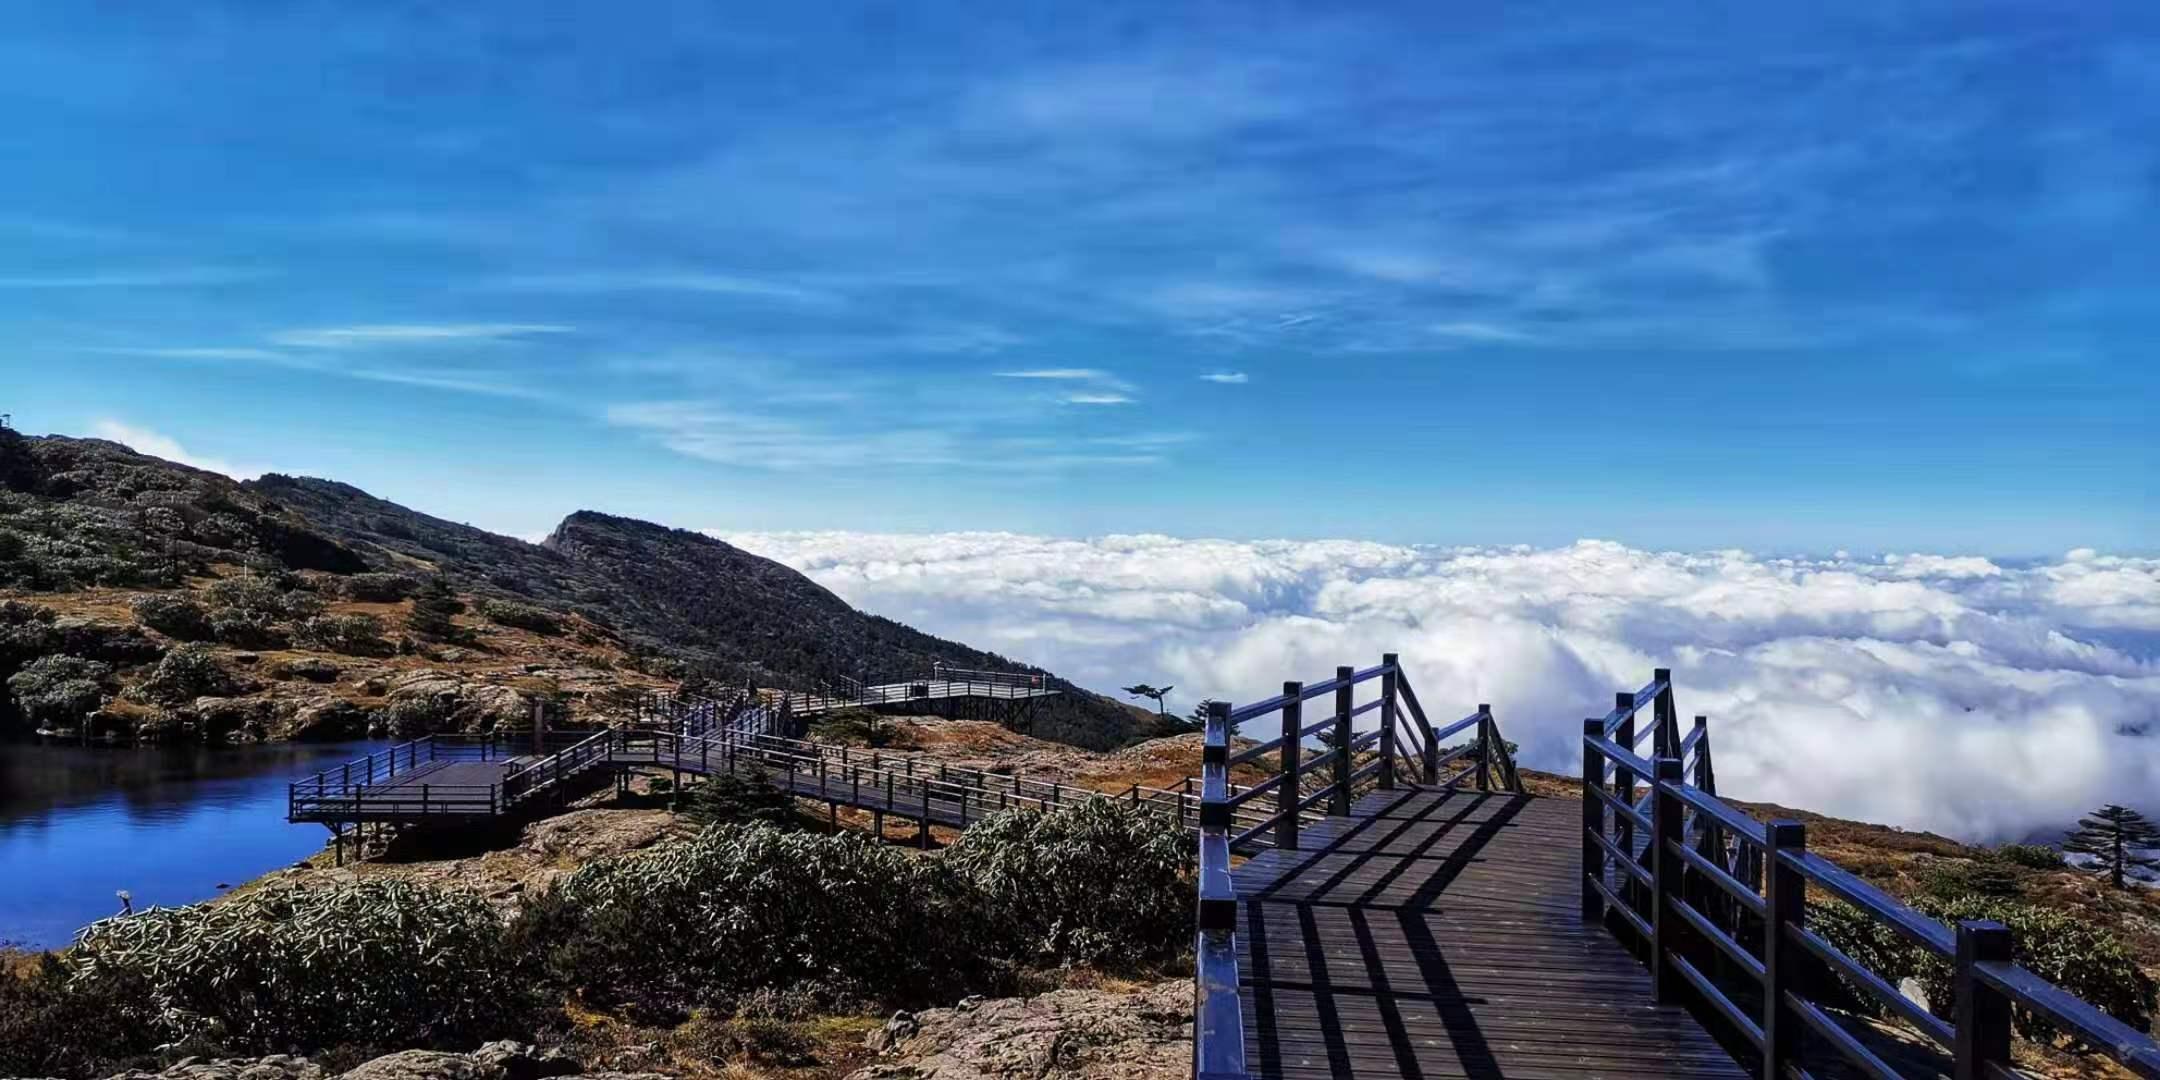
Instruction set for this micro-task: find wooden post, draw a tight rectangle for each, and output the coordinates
[1651,757,1685,1003]
[532,699,545,757]
[1277,681,1302,851]
[1477,709,1492,792]
[1378,654,1399,790]
[1332,666,1354,815]
[1954,921,2013,1080]
[919,781,932,850]
[873,809,883,841]
[1763,820,1807,1078]
[1581,718,1606,924]
[1613,691,1639,911]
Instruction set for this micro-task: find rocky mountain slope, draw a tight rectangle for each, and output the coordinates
[0,427,1146,748]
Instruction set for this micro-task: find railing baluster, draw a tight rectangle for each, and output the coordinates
[1378,653,1398,790]
[1277,681,1302,850]
[1582,718,1606,925]
[1651,757,1685,1003]
[1331,666,1353,815]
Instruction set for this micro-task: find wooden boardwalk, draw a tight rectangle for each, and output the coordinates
[1232,785,1745,1080]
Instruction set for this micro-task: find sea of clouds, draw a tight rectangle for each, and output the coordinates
[717,531,2160,843]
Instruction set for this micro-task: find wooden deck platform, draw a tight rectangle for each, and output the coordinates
[1232,785,1746,1080]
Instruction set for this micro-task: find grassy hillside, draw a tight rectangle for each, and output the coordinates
[0,428,1145,747]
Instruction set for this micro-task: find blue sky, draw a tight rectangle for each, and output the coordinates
[2,2,2155,554]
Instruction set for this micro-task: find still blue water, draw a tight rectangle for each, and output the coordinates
[0,739,388,950]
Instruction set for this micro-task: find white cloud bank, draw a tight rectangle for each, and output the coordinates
[714,531,2160,843]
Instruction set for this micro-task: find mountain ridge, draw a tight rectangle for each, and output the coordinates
[0,429,1146,748]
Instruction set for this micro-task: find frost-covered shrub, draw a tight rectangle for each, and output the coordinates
[942,796,1193,967]
[72,882,528,1052]
[6,654,112,729]
[130,593,214,641]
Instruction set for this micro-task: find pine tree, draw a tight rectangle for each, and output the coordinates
[406,575,466,642]
[2063,805,2160,889]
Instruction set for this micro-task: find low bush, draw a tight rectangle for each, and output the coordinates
[132,644,237,705]
[6,654,112,730]
[679,768,805,830]
[292,613,391,656]
[1909,894,2156,1043]
[71,881,530,1053]
[1809,894,2156,1045]
[480,599,562,635]
[942,797,1192,968]
[672,1010,816,1066]
[1993,843,2065,871]
[519,823,971,1020]
[1918,860,2021,900]
[0,953,161,1078]
[810,707,912,749]
[338,572,417,602]
[130,593,214,641]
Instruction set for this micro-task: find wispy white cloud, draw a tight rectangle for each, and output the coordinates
[86,346,291,362]
[995,368,1116,382]
[1428,321,1537,344]
[1062,392,1133,406]
[0,268,263,288]
[90,419,261,480]
[720,531,2160,842]
[269,323,571,348]
[1200,371,1249,384]
[491,272,837,305]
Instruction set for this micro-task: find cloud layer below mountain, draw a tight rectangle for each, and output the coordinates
[718,531,2160,843]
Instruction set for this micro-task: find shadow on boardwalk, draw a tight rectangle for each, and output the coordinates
[1233,786,1747,1080]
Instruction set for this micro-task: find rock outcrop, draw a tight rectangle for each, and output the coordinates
[852,981,1189,1080]
[86,1043,662,1080]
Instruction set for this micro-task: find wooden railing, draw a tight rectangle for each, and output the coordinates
[629,725,1273,843]
[1582,669,2160,1080]
[1192,655,1521,1080]
[287,733,509,819]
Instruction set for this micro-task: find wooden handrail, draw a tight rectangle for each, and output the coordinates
[1193,700,1247,1080]
[1581,668,2160,1080]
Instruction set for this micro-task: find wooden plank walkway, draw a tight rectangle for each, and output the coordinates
[1233,785,1746,1080]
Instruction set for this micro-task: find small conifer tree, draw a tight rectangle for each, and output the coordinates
[2063,805,2160,889]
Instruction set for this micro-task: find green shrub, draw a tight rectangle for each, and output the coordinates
[810,707,911,749]
[1919,860,2021,900]
[680,768,804,830]
[338,572,417,602]
[942,796,1192,968]
[480,599,561,635]
[1810,894,2156,1046]
[522,823,969,1019]
[130,593,215,641]
[71,881,530,1053]
[0,953,161,1078]
[407,576,466,642]
[1993,843,2066,871]
[292,613,391,656]
[672,1010,816,1066]
[1909,894,2157,1044]
[6,654,112,729]
[133,644,236,705]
